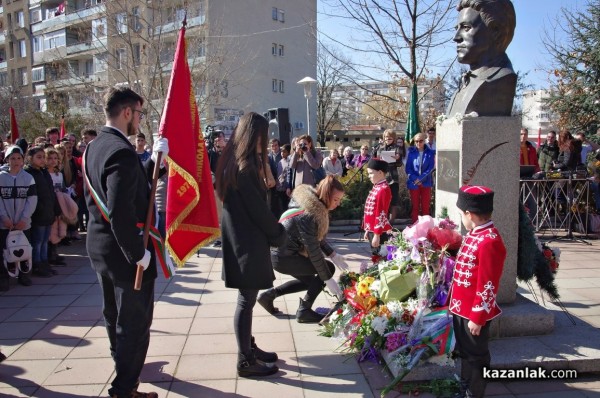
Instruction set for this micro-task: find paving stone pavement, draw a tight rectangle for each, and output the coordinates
[0,232,599,397]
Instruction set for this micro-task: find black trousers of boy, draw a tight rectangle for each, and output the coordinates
[453,315,491,398]
[366,231,390,257]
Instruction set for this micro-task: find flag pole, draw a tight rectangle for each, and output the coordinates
[134,152,163,290]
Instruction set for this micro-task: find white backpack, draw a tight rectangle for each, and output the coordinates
[3,230,32,277]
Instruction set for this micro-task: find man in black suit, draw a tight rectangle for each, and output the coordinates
[84,86,168,398]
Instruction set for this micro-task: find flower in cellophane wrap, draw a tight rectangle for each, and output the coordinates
[426,227,463,252]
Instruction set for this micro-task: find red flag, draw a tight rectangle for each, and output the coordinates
[160,25,220,266]
[9,107,19,144]
[60,115,67,139]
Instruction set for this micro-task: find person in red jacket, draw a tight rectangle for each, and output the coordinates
[450,185,507,398]
[362,158,392,258]
[519,128,540,172]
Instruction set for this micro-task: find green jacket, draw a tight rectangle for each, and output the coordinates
[537,142,559,172]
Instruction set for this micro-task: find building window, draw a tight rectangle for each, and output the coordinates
[16,11,25,28]
[31,67,45,82]
[32,36,42,53]
[18,39,26,57]
[44,31,66,50]
[278,45,284,56]
[279,80,284,93]
[93,18,107,38]
[132,7,142,32]
[272,79,277,92]
[116,13,128,34]
[9,42,14,59]
[115,48,126,69]
[69,60,79,77]
[30,8,42,23]
[196,38,205,57]
[272,43,277,56]
[19,68,28,86]
[278,9,285,23]
[94,53,107,72]
[0,72,7,86]
[132,43,141,66]
[85,59,93,76]
[272,7,278,20]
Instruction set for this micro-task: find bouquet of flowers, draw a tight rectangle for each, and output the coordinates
[322,216,463,396]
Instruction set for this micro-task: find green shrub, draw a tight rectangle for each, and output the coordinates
[331,168,372,220]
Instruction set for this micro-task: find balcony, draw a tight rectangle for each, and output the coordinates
[0,60,6,70]
[49,74,97,89]
[31,5,104,34]
[66,36,107,56]
[153,14,205,36]
[0,32,4,45]
[33,46,67,64]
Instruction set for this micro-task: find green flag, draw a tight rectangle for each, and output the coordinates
[405,83,420,144]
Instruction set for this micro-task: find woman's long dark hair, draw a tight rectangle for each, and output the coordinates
[215,112,269,201]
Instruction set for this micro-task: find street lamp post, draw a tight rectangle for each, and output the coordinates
[297,76,317,139]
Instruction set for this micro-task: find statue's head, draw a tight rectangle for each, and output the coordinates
[454,0,516,67]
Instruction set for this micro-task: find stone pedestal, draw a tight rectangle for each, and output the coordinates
[435,116,520,304]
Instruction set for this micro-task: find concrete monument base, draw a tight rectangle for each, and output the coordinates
[435,116,520,305]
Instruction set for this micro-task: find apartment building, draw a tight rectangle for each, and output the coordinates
[330,78,446,129]
[0,0,317,140]
[522,89,558,138]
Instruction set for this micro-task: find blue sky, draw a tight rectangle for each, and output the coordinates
[317,0,587,89]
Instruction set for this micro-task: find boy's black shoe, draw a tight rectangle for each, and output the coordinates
[251,336,278,363]
[32,263,53,278]
[237,354,279,378]
[0,278,9,292]
[18,273,32,286]
[49,256,66,266]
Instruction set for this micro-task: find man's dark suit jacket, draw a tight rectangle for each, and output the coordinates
[84,126,157,283]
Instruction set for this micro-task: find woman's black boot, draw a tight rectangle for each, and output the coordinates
[257,288,280,314]
[251,336,278,362]
[237,353,279,377]
[296,297,324,323]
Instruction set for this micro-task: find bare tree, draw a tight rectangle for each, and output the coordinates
[39,0,247,140]
[316,43,353,146]
[319,0,455,126]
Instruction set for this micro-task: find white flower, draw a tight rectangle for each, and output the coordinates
[369,280,381,295]
[427,354,455,367]
[371,316,388,335]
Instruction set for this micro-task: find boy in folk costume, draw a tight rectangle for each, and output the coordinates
[362,159,392,260]
[450,185,507,398]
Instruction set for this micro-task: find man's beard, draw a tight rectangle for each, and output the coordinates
[127,119,137,136]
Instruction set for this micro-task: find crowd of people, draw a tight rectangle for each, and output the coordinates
[0,127,97,291]
[520,127,600,212]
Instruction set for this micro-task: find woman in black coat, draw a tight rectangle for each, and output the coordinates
[215,112,286,378]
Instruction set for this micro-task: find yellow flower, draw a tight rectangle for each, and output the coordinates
[356,276,375,297]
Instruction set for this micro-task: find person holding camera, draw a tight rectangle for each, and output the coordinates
[208,129,225,247]
[287,135,323,195]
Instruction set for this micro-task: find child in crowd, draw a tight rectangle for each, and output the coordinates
[25,147,59,277]
[362,158,392,260]
[45,147,67,266]
[450,185,507,398]
[0,146,37,290]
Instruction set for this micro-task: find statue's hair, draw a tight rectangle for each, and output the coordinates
[457,0,516,53]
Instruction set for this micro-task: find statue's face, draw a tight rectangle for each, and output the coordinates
[454,8,494,67]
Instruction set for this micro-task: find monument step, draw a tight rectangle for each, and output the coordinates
[383,295,600,382]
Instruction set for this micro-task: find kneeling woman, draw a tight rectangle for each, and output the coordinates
[259,176,349,323]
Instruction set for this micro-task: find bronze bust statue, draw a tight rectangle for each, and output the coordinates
[446,0,517,117]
